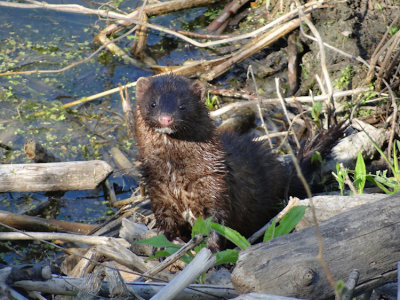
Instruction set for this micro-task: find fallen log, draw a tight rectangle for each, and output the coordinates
[0,160,113,192]
[231,193,400,299]
[12,276,238,299]
[296,193,387,231]
[0,210,95,234]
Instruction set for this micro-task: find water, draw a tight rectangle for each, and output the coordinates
[0,0,214,264]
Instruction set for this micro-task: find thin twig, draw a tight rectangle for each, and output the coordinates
[139,234,206,281]
[275,78,301,149]
[275,58,339,299]
[382,78,398,162]
[0,231,130,247]
[296,0,334,127]
[247,65,273,148]
[342,269,360,300]
[365,16,399,84]
[0,0,324,48]
[210,87,370,117]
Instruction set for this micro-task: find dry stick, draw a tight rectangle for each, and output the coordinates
[275,77,339,299]
[207,0,250,33]
[376,30,400,90]
[276,111,309,152]
[342,269,360,300]
[247,65,273,148]
[0,221,140,280]
[0,231,130,247]
[175,30,229,39]
[130,0,149,56]
[64,82,137,108]
[343,171,358,195]
[150,248,216,300]
[210,87,370,117]
[365,16,399,84]
[253,131,294,142]
[382,78,398,163]
[0,210,94,234]
[202,16,303,81]
[0,221,150,289]
[95,27,147,68]
[296,0,334,128]
[0,0,323,49]
[275,78,300,149]
[119,85,135,139]
[315,74,332,128]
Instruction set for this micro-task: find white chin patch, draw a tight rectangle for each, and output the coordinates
[155,127,175,134]
[182,209,196,226]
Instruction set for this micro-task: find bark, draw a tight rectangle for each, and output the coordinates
[0,160,112,192]
[231,193,400,299]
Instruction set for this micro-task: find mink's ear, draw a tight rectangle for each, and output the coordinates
[136,77,152,102]
[189,80,206,101]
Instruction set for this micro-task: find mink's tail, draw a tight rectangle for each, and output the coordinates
[284,122,348,199]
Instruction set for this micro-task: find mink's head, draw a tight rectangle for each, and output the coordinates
[135,74,214,141]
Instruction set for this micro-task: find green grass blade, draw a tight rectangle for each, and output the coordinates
[210,222,250,249]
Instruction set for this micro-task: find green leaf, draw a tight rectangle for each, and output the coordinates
[354,152,366,194]
[136,234,179,249]
[311,101,322,119]
[215,249,239,265]
[210,223,250,249]
[192,216,212,237]
[274,206,307,238]
[264,207,306,241]
[393,141,400,181]
[311,151,322,165]
[334,163,348,195]
[263,218,277,241]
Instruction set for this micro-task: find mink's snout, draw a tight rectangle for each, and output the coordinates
[158,114,174,127]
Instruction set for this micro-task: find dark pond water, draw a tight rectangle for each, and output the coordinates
[0,0,216,264]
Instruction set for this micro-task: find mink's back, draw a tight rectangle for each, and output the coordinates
[220,132,286,238]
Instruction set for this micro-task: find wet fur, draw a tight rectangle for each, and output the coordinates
[135,74,288,250]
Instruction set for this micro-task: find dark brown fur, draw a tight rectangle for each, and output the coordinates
[135,74,289,250]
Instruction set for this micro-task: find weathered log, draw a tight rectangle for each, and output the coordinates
[13,276,238,299]
[0,232,130,247]
[151,248,217,300]
[0,160,113,192]
[296,194,387,231]
[0,210,95,234]
[231,193,400,299]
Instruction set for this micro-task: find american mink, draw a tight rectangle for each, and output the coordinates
[134,74,312,250]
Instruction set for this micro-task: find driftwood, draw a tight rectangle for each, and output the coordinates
[231,193,400,299]
[0,160,112,192]
[295,193,387,231]
[12,276,238,299]
[0,210,95,234]
[151,248,217,300]
[0,232,130,247]
[232,293,303,300]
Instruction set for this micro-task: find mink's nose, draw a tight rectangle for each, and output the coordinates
[159,114,174,127]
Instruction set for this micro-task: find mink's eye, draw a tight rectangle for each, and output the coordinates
[179,104,185,110]
[150,102,157,108]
